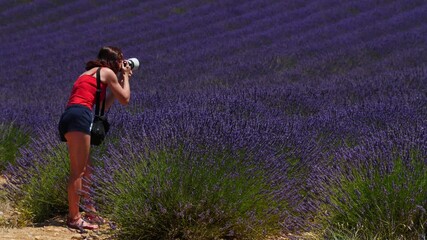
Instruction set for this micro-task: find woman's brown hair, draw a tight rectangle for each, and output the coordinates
[86,46,124,73]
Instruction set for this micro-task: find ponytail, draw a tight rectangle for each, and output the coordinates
[85,46,124,73]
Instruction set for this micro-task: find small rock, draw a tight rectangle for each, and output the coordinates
[45,227,63,232]
[71,234,84,239]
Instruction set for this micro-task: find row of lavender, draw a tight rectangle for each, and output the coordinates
[1,0,425,122]
[1,0,426,237]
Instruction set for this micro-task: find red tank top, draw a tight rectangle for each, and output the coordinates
[66,69,107,111]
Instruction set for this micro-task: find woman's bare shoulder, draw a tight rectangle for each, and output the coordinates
[100,68,119,85]
[100,67,116,79]
[78,68,115,85]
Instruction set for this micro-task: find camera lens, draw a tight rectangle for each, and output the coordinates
[127,58,139,70]
[124,58,140,71]
[128,60,135,69]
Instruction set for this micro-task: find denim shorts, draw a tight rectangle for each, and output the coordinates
[58,105,93,142]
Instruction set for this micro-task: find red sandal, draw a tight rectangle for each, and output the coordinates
[84,213,105,225]
[67,217,99,232]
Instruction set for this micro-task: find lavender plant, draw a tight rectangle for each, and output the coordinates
[4,132,70,223]
[315,127,427,239]
[0,123,30,171]
[92,143,283,239]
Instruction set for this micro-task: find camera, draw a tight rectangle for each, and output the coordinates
[124,58,140,71]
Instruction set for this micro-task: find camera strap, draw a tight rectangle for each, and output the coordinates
[94,67,106,116]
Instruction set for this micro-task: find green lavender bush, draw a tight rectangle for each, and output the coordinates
[5,140,70,223]
[4,128,118,224]
[316,150,427,240]
[94,146,284,240]
[0,123,30,171]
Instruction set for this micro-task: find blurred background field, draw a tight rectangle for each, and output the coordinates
[0,0,426,239]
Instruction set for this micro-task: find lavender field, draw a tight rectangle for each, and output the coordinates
[1,0,426,239]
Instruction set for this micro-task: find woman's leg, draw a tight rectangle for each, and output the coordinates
[64,131,95,224]
[82,157,96,212]
[81,156,105,225]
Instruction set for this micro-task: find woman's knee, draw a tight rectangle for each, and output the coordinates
[69,172,84,182]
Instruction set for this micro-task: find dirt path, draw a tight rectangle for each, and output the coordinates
[0,221,114,240]
[0,225,101,240]
[0,176,113,240]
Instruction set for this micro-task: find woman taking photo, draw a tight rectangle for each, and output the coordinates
[58,46,132,230]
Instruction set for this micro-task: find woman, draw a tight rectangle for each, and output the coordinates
[58,46,132,230]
